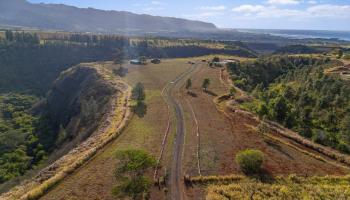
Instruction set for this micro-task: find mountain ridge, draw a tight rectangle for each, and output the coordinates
[0,0,217,33]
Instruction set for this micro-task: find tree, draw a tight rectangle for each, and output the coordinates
[202,78,210,91]
[113,66,128,77]
[212,57,220,62]
[132,82,146,102]
[185,79,192,90]
[113,49,125,67]
[257,103,268,118]
[230,87,237,97]
[5,30,14,42]
[113,149,156,200]
[235,149,264,174]
[337,49,344,59]
[270,97,289,123]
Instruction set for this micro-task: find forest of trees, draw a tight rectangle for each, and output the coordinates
[0,93,54,183]
[228,56,350,153]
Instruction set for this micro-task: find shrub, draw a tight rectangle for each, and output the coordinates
[235,149,264,174]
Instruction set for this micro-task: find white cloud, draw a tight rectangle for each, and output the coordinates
[151,1,163,5]
[232,4,350,19]
[183,12,224,20]
[232,5,266,13]
[307,4,350,17]
[199,5,226,11]
[267,0,300,5]
[308,0,317,4]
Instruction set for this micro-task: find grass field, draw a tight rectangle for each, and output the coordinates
[40,59,191,200]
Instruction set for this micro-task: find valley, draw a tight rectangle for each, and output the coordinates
[0,9,349,199]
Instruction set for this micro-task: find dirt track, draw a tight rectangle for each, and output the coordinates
[165,63,200,200]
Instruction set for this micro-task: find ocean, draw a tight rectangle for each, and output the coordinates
[238,29,350,41]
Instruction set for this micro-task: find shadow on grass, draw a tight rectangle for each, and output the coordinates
[133,102,147,118]
[244,169,275,184]
[204,90,218,97]
[187,91,198,97]
[265,139,294,160]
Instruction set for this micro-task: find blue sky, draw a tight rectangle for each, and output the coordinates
[27,0,350,30]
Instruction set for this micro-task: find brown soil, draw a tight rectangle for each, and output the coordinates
[180,64,349,179]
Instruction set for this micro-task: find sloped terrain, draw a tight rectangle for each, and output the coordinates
[0,64,131,200]
[0,0,216,33]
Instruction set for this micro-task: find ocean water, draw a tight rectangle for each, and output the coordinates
[238,29,350,41]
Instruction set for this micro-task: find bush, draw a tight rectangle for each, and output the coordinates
[235,149,264,174]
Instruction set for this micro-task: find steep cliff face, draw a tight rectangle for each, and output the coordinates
[45,65,117,148]
[0,64,131,200]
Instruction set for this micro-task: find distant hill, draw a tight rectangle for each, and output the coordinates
[0,0,217,33]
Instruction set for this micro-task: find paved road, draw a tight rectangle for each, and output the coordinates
[164,64,199,200]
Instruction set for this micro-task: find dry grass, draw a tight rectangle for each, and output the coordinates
[38,59,191,200]
[206,175,350,200]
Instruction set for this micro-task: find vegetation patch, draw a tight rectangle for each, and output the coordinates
[206,175,350,200]
[235,149,264,174]
[228,56,350,154]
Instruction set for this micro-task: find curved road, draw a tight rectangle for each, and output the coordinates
[163,63,200,200]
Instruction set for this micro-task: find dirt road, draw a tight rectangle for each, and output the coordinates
[164,63,200,200]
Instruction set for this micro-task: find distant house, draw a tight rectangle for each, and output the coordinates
[130,59,142,65]
[151,58,161,64]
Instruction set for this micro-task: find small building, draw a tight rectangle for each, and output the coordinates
[212,59,237,67]
[151,58,161,64]
[130,59,142,65]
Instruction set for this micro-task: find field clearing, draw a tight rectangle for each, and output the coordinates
[179,62,348,178]
[40,59,191,200]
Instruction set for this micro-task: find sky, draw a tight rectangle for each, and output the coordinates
[27,0,350,31]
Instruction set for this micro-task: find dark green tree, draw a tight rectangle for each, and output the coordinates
[202,78,210,91]
[270,97,289,123]
[185,79,192,90]
[113,49,125,67]
[230,87,237,97]
[337,49,344,59]
[212,57,220,62]
[113,149,156,200]
[132,82,146,102]
[235,149,264,174]
[5,30,14,41]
